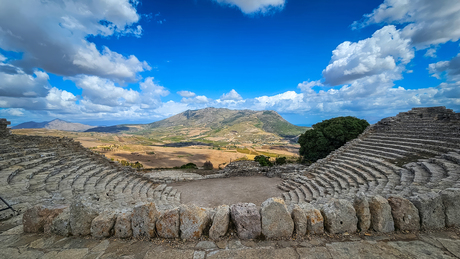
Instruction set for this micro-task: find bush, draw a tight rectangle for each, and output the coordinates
[298,116,369,163]
[179,163,198,169]
[203,161,214,170]
[254,155,273,167]
[275,157,287,165]
[120,160,144,169]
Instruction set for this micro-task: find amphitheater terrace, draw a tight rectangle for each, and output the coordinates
[1,107,460,258]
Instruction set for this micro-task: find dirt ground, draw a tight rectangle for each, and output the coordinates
[170,176,284,207]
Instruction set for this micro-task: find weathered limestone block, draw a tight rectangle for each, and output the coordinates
[369,196,394,233]
[114,211,133,238]
[299,203,324,235]
[23,205,67,233]
[291,204,307,236]
[441,188,460,227]
[156,208,180,238]
[321,199,357,234]
[180,205,210,239]
[50,207,71,236]
[353,193,371,232]
[91,212,117,238]
[230,203,261,240]
[302,203,324,235]
[388,196,420,231]
[70,200,99,236]
[209,205,230,240]
[261,197,294,239]
[410,192,445,230]
[132,203,159,239]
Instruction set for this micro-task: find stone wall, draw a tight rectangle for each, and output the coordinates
[0,118,11,138]
[23,188,460,240]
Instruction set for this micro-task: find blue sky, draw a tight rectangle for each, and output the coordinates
[0,0,459,126]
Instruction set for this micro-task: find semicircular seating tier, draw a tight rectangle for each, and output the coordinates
[0,129,180,220]
[278,107,460,206]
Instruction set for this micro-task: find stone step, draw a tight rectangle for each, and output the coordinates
[404,163,430,185]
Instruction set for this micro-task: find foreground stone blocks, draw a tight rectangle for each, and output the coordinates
[410,192,445,230]
[180,205,210,239]
[70,200,99,236]
[388,196,420,231]
[231,203,261,240]
[156,208,180,238]
[261,197,294,239]
[209,205,230,240]
[441,188,460,227]
[321,199,357,234]
[132,203,159,238]
[114,211,133,238]
[291,204,307,236]
[91,212,116,238]
[300,203,324,235]
[353,193,371,232]
[23,205,67,233]
[369,196,394,233]
[50,207,71,236]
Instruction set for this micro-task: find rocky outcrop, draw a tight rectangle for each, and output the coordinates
[91,212,116,238]
[23,205,67,233]
[260,198,294,239]
[230,203,261,240]
[114,211,133,238]
[70,199,99,236]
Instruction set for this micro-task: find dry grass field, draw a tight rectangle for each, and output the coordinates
[12,128,300,169]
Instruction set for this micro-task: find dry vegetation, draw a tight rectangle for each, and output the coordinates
[12,128,300,169]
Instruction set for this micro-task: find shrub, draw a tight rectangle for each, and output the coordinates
[275,157,287,165]
[254,155,273,167]
[298,116,369,163]
[180,163,198,169]
[203,161,214,170]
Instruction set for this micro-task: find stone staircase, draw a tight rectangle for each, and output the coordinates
[0,128,181,220]
[278,107,460,206]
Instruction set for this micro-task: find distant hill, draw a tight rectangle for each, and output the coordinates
[86,108,309,145]
[146,108,307,137]
[13,119,95,132]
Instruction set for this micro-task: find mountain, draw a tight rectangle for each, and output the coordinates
[13,119,95,132]
[146,108,307,137]
[86,108,309,145]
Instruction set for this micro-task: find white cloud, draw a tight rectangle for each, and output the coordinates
[220,89,243,101]
[424,48,438,58]
[70,75,140,107]
[181,95,212,104]
[213,0,285,14]
[6,108,24,116]
[428,53,460,81]
[0,0,148,82]
[177,91,196,98]
[353,0,460,49]
[0,65,50,98]
[139,77,170,109]
[322,25,413,86]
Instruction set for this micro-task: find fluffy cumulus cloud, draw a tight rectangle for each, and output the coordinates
[429,53,460,82]
[139,77,170,109]
[220,89,243,101]
[0,0,149,82]
[353,0,460,49]
[177,91,196,98]
[323,25,413,86]
[213,0,285,14]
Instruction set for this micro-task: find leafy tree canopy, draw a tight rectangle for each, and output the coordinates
[298,116,369,163]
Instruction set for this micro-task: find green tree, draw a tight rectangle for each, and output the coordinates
[254,155,273,167]
[298,116,369,163]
